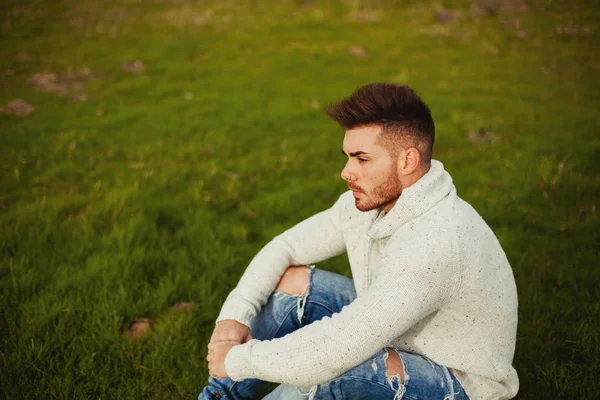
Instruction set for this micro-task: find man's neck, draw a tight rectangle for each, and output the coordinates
[382,163,432,214]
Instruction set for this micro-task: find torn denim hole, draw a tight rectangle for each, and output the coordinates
[384,349,407,400]
[296,266,314,323]
[296,291,307,322]
[371,360,378,372]
[296,384,318,400]
[386,375,406,400]
[307,385,318,400]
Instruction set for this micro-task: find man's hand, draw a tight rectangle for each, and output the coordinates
[207,341,238,379]
[209,319,253,345]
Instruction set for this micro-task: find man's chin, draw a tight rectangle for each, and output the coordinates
[354,196,397,212]
[354,199,378,212]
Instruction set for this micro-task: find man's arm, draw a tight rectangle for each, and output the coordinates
[222,233,456,387]
[210,193,348,344]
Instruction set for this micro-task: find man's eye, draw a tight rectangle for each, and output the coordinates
[358,158,368,163]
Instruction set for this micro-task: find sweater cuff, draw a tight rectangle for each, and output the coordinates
[215,298,257,327]
[225,340,258,382]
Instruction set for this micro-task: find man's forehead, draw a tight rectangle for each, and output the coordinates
[342,125,385,153]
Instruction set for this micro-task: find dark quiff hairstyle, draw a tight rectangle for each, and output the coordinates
[325,83,435,165]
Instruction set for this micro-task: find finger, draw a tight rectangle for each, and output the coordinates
[207,342,220,350]
[208,340,235,350]
[208,341,232,349]
[210,372,225,379]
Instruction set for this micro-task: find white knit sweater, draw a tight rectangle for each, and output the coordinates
[216,160,519,400]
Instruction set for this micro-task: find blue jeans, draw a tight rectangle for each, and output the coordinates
[199,268,469,400]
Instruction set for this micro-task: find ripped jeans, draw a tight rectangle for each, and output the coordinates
[199,268,469,400]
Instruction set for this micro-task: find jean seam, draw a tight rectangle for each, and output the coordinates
[442,365,456,400]
[266,302,298,339]
[334,376,401,396]
[306,300,339,315]
[265,297,340,340]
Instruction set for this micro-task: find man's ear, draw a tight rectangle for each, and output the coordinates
[398,147,421,176]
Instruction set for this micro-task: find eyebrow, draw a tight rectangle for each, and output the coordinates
[341,149,369,157]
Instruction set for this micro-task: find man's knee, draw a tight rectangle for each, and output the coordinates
[385,348,405,383]
[275,265,310,295]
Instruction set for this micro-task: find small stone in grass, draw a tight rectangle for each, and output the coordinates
[436,6,461,24]
[121,60,145,73]
[126,317,153,341]
[1,99,35,116]
[468,128,496,144]
[348,45,367,58]
[171,302,199,313]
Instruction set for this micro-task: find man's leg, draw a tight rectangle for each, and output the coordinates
[198,266,357,400]
[264,348,469,400]
[252,266,357,337]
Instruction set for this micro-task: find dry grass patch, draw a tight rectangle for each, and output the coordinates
[1,99,35,116]
[29,69,99,102]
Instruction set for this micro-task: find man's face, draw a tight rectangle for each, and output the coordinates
[341,125,403,212]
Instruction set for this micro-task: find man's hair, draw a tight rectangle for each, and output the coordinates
[325,83,435,165]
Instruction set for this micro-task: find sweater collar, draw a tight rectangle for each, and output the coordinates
[367,160,454,239]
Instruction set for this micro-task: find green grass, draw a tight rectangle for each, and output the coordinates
[1,0,599,398]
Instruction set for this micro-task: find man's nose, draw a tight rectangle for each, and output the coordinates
[341,161,355,182]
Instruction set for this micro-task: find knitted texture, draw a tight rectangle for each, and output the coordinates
[216,160,519,400]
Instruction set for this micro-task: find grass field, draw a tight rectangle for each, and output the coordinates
[1,0,599,398]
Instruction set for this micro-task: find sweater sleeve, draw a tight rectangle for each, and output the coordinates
[216,194,347,326]
[224,232,456,386]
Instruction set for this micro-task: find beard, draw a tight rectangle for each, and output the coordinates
[353,167,403,212]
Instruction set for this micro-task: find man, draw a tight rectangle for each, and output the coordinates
[200,83,519,400]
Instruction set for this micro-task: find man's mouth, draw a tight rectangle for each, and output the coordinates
[348,185,362,193]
